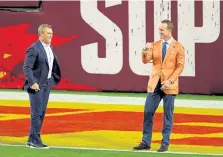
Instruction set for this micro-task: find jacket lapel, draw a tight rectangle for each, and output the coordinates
[37,40,49,66]
[157,40,162,63]
[50,45,56,58]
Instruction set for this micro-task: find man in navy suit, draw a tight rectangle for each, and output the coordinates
[23,24,61,148]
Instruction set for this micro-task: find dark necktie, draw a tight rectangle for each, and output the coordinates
[162,42,168,62]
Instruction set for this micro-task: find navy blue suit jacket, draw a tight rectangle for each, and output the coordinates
[23,40,61,90]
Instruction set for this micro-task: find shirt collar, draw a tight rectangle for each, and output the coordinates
[40,40,51,47]
[162,37,173,45]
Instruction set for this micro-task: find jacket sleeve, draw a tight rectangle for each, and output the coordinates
[23,47,38,86]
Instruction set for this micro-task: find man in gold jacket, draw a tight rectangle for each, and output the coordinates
[133,20,185,152]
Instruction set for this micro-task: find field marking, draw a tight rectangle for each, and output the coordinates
[0,92,222,156]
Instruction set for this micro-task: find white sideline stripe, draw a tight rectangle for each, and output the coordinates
[0,91,222,109]
[0,143,222,156]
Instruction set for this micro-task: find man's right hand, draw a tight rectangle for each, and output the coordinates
[30,83,40,91]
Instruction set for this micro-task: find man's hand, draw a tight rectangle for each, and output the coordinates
[143,42,153,51]
[142,42,153,63]
[30,83,40,91]
[161,80,172,91]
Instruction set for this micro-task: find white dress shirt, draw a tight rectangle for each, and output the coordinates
[162,37,173,50]
[40,41,54,79]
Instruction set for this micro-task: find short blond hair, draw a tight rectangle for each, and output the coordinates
[38,24,52,35]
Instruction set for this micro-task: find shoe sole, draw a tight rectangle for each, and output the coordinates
[133,148,150,151]
[30,146,49,149]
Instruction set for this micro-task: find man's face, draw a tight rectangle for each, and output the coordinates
[158,23,171,40]
[40,27,53,44]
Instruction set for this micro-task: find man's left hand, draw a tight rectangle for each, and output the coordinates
[161,80,172,91]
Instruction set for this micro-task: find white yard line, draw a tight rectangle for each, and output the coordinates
[0,143,222,156]
[0,91,222,109]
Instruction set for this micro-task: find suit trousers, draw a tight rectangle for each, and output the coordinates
[27,78,53,144]
[142,80,176,146]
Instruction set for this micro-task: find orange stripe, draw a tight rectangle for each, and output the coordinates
[0,111,222,138]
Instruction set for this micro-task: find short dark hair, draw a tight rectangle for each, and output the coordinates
[161,20,173,31]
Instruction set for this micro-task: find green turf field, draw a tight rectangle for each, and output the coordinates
[0,146,220,157]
